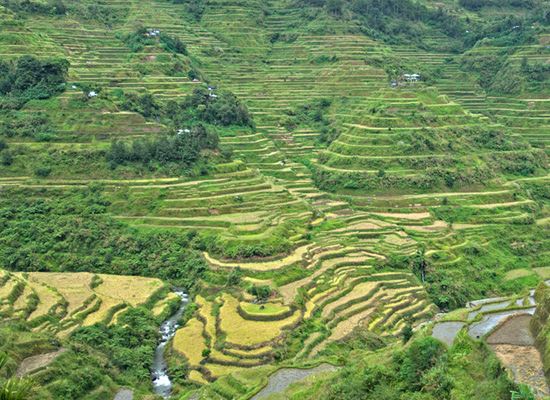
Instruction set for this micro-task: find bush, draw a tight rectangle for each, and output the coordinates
[247,285,272,301]
[34,166,52,178]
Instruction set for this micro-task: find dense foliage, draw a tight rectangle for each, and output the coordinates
[281,98,340,144]
[0,111,54,141]
[0,0,67,15]
[0,307,169,400]
[108,87,252,169]
[310,334,519,400]
[0,56,68,109]
[107,124,218,168]
[121,27,188,54]
[121,88,254,128]
[0,188,207,289]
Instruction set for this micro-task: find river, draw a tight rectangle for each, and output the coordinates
[151,290,189,398]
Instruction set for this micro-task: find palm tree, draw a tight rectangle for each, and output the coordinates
[0,354,33,400]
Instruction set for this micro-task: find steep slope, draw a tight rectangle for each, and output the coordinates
[0,0,548,398]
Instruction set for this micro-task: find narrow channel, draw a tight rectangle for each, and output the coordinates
[151,290,188,398]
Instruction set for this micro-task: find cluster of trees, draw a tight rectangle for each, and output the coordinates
[459,0,537,11]
[296,0,465,47]
[69,2,129,27]
[171,0,206,21]
[0,55,69,109]
[69,308,160,385]
[0,139,13,166]
[0,188,208,289]
[121,88,253,128]
[281,98,339,144]
[166,87,254,127]
[520,57,550,83]
[463,15,537,49]
[107,124,218,167]
[110,87,253,168]
[296,0,547,51]
[0,0,67,15]
[121,27,187,54]
[319,334,528,400]
[0,306,170,399]
[366,54,443,84]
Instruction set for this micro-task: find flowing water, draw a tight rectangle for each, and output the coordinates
[151,290,188,398]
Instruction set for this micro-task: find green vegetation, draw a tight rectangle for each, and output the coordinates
[0,55,68,109]
[286,333,520,399]
[0,188,207,288]
[121,27,188,54]
[532,283,550,382]
[0,0,548,398]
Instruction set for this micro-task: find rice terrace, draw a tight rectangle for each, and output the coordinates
[0,0,549,399]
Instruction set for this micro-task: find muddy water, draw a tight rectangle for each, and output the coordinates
[432,321,466,347]
[467,300,514,320]
[151,290,188,398]
[251,363,337,400]
[468,307,536,339]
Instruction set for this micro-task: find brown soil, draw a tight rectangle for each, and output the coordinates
[490,344,549,398]
[487,314,535,346]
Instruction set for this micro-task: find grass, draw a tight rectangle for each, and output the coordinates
[534,267,550,280]
[504,269,535,281]
[239,302,291,317]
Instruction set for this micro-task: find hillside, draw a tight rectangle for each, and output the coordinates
[0,0,548,399]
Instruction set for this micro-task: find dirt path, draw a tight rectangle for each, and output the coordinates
[16,348,66,377]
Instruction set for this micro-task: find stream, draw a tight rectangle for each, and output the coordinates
[151,290,188,399]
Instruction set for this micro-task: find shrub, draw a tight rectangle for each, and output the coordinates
[34,166,52,178]
[247,285,272,301]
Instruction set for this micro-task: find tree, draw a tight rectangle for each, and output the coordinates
[402,324,414,343]
[0,151,13,166]
[411,248,428,283]
[326,0,343,15]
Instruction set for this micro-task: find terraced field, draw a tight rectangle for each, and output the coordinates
[0,270,169,337]
[0,0,548,398]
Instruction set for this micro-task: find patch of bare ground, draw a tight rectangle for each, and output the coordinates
[114,388,134,400]
[490,344,549,398]
[488,315,549,398]
[16,348,66,377]
[487,314,534,346]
